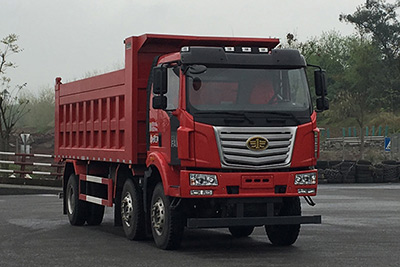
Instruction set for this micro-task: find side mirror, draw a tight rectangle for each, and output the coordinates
[153,66,168,95]
[314,69,327,96]
[316,97,329,111]
[152,95,167,110]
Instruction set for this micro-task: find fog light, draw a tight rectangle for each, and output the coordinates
[298,188,316,194]
[190,190,213,196]
[294,172,317,185]
[190,173,218,186]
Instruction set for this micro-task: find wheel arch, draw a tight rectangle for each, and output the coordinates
[146,152,180,197]
[143,165,162,216]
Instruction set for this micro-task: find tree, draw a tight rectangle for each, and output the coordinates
[300,32,385,159]
[299,31,354,112]
[0,34,29,151]
[340,0,400,60]
[333,39,383,158]
[18,87,55,133]
[340,0,400,112]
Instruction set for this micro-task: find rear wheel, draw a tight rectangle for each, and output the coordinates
[229,226,254,238]
[121,179,146,240]
[265,197,301,246]
[66,174,87,226]
[86,203,104,226]
[151,183,184,250]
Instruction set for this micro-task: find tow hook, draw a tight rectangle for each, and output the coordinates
[303,196,316,206]
[170,197,182,210]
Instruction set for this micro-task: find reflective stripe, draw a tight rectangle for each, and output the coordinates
[85,195,104,205]
[83,175,105,184]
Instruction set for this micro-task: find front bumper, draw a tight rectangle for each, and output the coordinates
[187,215,322,229]
[179,169,318,198]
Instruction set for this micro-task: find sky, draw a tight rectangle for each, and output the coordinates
[0,0,369,94]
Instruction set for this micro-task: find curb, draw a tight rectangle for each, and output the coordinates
[0,184,62,196]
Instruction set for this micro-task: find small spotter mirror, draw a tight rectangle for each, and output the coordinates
[188,65,207,75]
[192,77,202,91]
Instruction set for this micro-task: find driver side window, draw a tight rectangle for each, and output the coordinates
[165,67,179,110]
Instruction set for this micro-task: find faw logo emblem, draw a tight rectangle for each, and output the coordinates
[246,136,269,151]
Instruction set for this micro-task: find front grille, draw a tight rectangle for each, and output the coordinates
[214,127,297,170]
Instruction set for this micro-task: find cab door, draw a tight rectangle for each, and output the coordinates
[149,66,180,165]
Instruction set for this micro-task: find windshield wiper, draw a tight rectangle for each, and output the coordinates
[195,111,255,125]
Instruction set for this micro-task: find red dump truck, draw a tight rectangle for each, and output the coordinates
[55,34,328,250]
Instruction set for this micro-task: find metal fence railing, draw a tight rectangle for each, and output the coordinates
[0,151,64,180]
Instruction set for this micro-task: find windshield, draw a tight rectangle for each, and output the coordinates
[186,67,312,114]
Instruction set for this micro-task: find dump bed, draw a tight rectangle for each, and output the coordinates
[54,34,280,164]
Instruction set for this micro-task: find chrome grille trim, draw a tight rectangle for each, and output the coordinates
[214,126,297,170]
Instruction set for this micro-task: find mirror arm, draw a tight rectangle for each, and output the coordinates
[307,63,322,71]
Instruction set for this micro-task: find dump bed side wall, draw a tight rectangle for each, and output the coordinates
[55,69,143,163]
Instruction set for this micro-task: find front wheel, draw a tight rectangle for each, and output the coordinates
[265,197,301,246]
[151,183,184,250]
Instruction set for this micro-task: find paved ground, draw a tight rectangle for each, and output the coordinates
[0,184,62,195]
[0,184,399,267]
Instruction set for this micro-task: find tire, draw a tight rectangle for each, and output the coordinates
[325,169,343,183]
[356,174,373,183]
[316,160,329,170]
[382,160,397,165]
[265,197,301,246]
[329,161,342,169]
[342,161,356,183]
[357,160,372,165]
[383,165,398,183]
[317,169,327,184]
[151,183,184,250]
[121,179,146,240]
[374,164,384,183]
[229,226,254,238]
[356,164,373,183]
[66,174,87,226]
[86,203,105,226]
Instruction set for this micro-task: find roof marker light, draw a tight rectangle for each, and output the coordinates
[224,47,235,52]
[242,47,252,52]
[181,46,190,52]
[259,48,269,53]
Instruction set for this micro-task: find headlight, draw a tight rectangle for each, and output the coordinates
[294,172,317,185]
[189,173,218,186]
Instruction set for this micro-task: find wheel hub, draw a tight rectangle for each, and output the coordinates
[151,197,165,236]
[67,186,74,215]
[121,192,133,227]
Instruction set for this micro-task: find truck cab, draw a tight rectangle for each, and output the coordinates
[145,44,326,248]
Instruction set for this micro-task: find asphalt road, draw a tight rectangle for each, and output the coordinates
[0,184,399,267]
